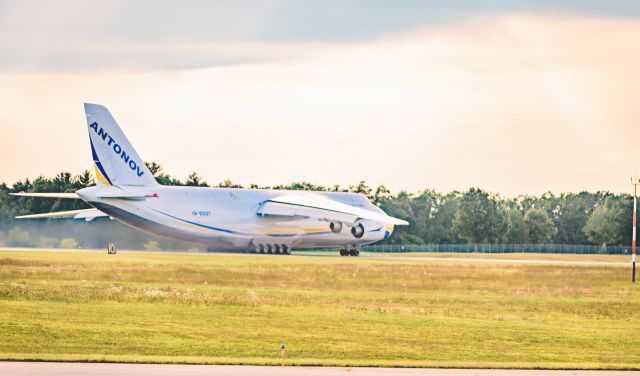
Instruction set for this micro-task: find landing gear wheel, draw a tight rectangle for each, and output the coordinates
[284,246,292,255]
[340,249,346,256]
[107,242,116,255]
[349,248,356,257]
[354,249,360,257]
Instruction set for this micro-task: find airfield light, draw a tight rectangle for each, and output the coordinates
[281,343,286,367]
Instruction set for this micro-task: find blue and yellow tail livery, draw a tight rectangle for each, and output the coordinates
[84,103,157,187]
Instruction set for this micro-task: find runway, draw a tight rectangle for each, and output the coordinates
[364,255,629,265]
[0,247,629,265]
[0,363,638,376]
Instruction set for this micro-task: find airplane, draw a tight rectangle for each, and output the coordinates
[11,104,409,256]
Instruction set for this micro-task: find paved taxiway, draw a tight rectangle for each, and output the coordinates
[1,363,638,376]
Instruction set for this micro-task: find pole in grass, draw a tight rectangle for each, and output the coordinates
[281,343,285,367]
[632,175,638,283]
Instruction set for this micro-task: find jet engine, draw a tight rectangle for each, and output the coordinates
[351,222,365,238]
[329,221,343,233]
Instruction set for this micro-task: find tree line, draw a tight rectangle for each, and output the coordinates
[0,162,634,249]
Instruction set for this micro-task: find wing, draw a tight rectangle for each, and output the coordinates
[10,192,80,199]
[15,208,108,222]
[256,194,409,226]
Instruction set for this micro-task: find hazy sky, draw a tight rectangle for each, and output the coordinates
[1,0,639,196]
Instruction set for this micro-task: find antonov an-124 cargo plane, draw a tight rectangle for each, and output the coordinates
[12,104,408,256]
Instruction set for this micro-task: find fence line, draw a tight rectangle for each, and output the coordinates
[355,243,631,254]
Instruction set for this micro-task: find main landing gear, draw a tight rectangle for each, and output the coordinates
[340,247,359,257]
[255,244,292,255]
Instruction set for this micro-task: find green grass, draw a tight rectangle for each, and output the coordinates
[0,249,638,369]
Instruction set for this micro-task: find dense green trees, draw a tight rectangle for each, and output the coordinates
[375,187,633,246]
[453,188,506,243]
[523,208,557,243]
[0,163,636,249]
[504,208,528,243]
[185,172,209,187]
[583,199,627,246]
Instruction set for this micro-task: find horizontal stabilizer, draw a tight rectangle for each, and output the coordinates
[10,192,80,199]
[15,208,108,221]
[257,194,409,226]
[98,192,157,200]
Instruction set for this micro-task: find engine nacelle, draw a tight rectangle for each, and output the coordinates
[351,223,365,238]
[329,221,343,233]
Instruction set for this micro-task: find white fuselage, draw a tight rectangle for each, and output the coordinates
[76,185,394,250]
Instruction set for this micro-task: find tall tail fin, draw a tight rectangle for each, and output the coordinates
[84,103,157,187]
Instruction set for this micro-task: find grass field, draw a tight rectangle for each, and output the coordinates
[0,249,638,369]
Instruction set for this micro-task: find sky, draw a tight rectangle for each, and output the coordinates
[1,0,639,197]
